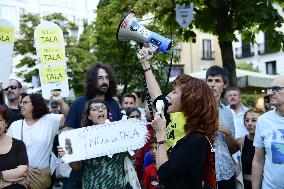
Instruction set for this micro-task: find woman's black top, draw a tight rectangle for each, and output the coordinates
[0,138,28,189]
[241,136,255,175]
[157,133,208,189]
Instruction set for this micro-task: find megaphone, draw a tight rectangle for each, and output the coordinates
[116,12,173,54]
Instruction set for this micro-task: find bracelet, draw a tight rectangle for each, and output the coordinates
[143,67,151,73]
[157,140,166,145]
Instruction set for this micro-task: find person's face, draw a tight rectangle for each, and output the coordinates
[96,68,110,94]
[0,115,7,136]
[20,96,33,118]
[267,78,284,108]
[6,80,22,102]
[88,102,108,125]
[51,107,60,114]
[244,112,260,135]
[206,75,227,100]
[150,143,157,161]
[128,111,141,120]
[227,90,241,106]
[166,86,182,113]
[122,97,136,110]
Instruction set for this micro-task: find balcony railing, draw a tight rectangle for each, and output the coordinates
[258,43,280,55]
[235,45,254,59]
[201,50,215,60]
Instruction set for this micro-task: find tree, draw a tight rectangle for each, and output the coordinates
[93,0,284,87]
[91,1,175,94]
[236,62,259,72]
[14,13,96,96]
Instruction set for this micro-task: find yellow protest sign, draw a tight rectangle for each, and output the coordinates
[0,27,14,44]
[39,47,65,64]
[36,28,62,45]
[41,66,67,83]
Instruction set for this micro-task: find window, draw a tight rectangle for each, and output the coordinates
[0,5,17,24]
[169,64,184,78]
[266,61,276,75]
[202,39,213,60]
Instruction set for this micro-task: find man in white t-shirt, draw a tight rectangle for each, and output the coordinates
[252,75,284,189]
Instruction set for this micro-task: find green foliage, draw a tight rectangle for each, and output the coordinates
[242,94,263,107]
[91,0,173,94]
[236,62,259,72]
[14,13,96,96]
[93,0,284,88]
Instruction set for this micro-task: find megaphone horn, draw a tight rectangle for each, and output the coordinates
[116,12,173,54]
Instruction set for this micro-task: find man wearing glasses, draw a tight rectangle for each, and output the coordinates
[252,75,284,189]
[0,79,23,127]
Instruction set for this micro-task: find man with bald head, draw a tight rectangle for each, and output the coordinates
[252,75,284,189]
[0,79,23,127]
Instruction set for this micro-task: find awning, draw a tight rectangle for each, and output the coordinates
[170,69,278,90]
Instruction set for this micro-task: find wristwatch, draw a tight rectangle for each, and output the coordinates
[0,171,4,182]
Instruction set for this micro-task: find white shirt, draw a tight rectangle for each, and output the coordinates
[7,114,62,169]
[228,104,248,139]
[254,110,284,189]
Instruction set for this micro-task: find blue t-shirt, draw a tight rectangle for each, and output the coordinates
[65,96,122,128]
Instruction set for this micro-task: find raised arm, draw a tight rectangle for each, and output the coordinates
[138,46,162,101]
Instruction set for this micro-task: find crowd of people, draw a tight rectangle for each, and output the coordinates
[0,45,283,189]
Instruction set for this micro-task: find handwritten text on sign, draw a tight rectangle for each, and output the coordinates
[41,66,67,83]
[59,119,148,163]
[36,28,62,45]
[39,47,65,64]
[0,27,14,44]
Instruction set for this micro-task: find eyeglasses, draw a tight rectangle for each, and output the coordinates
[97,76,109,81]
[4,85,19,91]
[20,100,31,105]
[266,86,284,93]
[128,115,141,119]
[90,105,107,112]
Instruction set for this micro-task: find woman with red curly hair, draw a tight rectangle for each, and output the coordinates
[138,47,218,189]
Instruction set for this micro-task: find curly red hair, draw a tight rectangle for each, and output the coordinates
[172,74,218,143]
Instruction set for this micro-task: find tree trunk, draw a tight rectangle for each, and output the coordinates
[218,41,237,87]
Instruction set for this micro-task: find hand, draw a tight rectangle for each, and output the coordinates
[137,44,155,63]
[16,179,29,189]
[27,167,40,183]
[50,90,63,104]
[218,123,230,135]
[57,146,66,157]
[152,111,166,135]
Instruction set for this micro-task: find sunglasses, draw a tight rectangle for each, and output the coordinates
[4,85,19,91]
[266,86,284,93]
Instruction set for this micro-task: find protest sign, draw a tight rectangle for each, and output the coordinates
[0,19,15,87]
[59,119,148,163]
[34,21,69,99]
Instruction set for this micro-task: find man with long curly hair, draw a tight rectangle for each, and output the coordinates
[64,63,122,189]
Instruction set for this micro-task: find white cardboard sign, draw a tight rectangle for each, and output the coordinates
[59,119,148,163]
[0,19,15,87]
[34,21,69,99]
[176,3,194,29]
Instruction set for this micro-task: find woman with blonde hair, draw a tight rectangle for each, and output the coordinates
[238,107,264,189]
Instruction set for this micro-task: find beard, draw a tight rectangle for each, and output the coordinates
[95,84,109,95]
[7,93,18,102]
